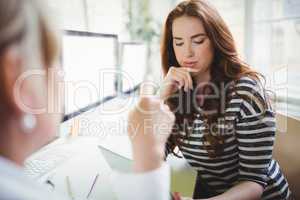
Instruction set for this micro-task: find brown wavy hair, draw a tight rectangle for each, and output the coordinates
[161,0,265,157]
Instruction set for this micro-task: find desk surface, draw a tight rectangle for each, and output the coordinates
[31,96,196,199]
[59,96,135,160]
[35,138,116,200]
[39,137,196,199]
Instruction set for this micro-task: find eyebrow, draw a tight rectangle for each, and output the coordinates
[173,33,206,40]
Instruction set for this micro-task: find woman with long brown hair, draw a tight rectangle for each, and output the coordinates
[160,0,291,199]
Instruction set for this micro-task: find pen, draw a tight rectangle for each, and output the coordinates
[86,174,99,199]
[66,176,75,200]
[45,172,56,190]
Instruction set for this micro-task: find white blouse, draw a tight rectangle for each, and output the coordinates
[0,156,170,200]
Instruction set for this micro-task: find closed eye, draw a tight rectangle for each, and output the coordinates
[194,39,205,44]
[175,42,184,46]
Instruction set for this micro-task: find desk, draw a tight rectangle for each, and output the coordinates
[38,138,116,200]
[33,96,197,199]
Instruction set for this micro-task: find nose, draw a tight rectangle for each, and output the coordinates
[184,43,194,58]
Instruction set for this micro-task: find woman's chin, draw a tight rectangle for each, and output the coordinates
[190,71,201,77]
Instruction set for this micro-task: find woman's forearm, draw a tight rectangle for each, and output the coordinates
[207,181,264,200]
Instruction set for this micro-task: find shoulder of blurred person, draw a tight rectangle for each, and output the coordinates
[0,156,65,200]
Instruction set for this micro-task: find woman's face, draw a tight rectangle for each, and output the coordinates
[172,15,214,77]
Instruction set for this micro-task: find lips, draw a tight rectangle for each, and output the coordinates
[183,61,197,68]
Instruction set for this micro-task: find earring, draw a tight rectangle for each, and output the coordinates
[21,114,37,134]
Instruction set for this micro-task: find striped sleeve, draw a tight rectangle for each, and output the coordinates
[235,78,275,188]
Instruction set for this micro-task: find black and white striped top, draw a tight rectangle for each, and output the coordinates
[175,77,291,200]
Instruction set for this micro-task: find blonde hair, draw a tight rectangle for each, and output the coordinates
[0,0,59,120]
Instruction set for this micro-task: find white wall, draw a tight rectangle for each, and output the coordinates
[42,0,300,118]
[44,0,125,35]
[45,0,87,31]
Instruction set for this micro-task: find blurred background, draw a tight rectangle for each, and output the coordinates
[44,0,300,120]
[42,0,300,197]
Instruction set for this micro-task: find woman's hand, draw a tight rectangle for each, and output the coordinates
[159,66,199,100]
[127,88,175,173]
[172,192,206,200]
